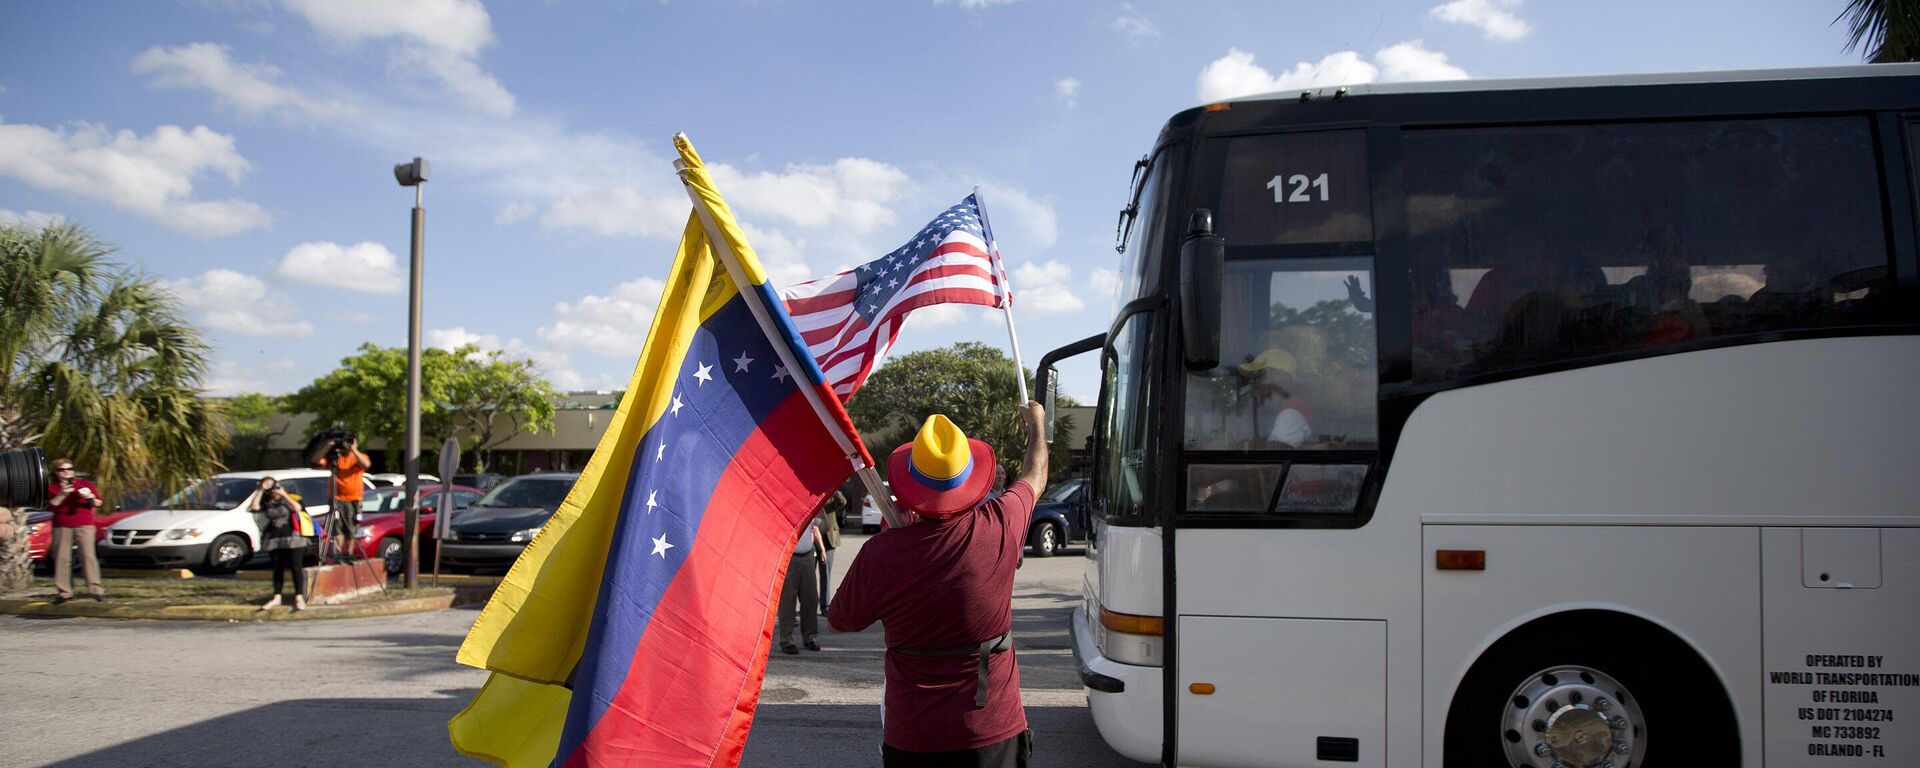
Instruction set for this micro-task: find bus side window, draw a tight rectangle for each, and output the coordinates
[1404,117,1891,385]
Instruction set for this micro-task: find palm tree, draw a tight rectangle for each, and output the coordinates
[1837,0,1920,62]
[1,221,228,592]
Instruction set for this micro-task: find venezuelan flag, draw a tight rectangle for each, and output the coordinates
[450,135,869,767]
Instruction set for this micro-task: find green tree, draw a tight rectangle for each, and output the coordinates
[1,221,227,592]
[848,342,1077,485]
[286,344,556,471]
[221,393,291,471]
[1837,0,1920,62]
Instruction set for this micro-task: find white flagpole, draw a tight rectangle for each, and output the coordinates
[674,151,904,530]
[972,186,1029,404]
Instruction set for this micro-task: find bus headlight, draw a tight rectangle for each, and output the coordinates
[1097,606,1165,667]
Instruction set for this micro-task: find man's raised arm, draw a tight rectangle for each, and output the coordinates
[1014,401,1047,498]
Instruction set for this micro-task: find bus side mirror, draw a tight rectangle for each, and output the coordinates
[1042,370,1058,443]
[1180,209,1224,372]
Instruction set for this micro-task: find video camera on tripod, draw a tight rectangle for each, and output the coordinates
[316,424,358,459]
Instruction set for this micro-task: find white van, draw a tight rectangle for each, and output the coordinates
[99,469,372,573]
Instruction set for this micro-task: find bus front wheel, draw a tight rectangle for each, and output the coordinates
[1443,610,1739,767]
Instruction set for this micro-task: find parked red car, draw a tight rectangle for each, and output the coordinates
[26,509,52,570]
[353,484,483,574]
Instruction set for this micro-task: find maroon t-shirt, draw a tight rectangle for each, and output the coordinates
[827,481,1036,753]
[46,478,100,528]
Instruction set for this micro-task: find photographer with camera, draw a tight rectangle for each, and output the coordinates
[305,426,369,563]
[46,459,106,603]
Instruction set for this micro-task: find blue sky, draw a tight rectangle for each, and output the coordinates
[0,0,1869,400]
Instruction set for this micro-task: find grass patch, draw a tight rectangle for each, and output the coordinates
[21,577,452,607]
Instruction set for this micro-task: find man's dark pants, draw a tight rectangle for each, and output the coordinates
[882,729,1032,768]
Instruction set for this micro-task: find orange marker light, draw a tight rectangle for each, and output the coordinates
[1099,607,1165,636]
[1202,102,1232,113]
[1190,683,1217,695]
[1435,549,1486,571]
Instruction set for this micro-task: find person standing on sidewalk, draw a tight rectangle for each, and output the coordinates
[817,492,843,614]
[777,506,826,655]
[827,403,1048,768]
[251,477,309,611]
[45,459,105,603]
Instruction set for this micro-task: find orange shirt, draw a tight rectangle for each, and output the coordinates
[323,452,367,502]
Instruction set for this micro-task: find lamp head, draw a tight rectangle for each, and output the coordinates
[393,157,429,187]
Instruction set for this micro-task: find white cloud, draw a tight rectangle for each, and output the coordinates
[540,185,688,239]
[710,158,909,235]
[428,326,502,351]
[161,268,314,338]
[0,209,66,229]
[1375,41,1469,82]
[1054,77,1081,108]
[203,357,300,396]
[1114,5,1160,43]
[0,120,270,238]
[275,241,405,293]
[978,183,1058,252]
[1431,0,1531,41]
[1011,260,1086,314]
[536,277,668,359]
[1195,41,1467,102]
[1197,48,1375,102]
[131,42,348,119]
[493,200,536,225]
[277,0,514,116]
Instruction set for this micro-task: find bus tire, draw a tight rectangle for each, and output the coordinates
[1442,610,1739,768]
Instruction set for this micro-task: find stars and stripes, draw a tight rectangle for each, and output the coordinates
[780,195,1010,399]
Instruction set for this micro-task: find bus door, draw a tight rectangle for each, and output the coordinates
[1173,129,1398,767]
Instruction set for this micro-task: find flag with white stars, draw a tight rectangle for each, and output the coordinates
[780,194,1010,400]
[453,135,873,768]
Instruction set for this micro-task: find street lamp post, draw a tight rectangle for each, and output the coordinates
[394,157,429,590]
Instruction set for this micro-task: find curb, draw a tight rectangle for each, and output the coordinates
[0,591,465,622]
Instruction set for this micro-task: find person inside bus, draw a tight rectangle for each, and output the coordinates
[1622,240,1709,346]
[1238,349,1313,448]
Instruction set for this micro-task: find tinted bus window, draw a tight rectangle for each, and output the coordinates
[1219,131,1372,245]
[1404,118,1891,385]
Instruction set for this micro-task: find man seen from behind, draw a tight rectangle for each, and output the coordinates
[827,402,1048,767]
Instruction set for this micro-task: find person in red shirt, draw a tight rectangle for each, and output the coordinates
[44,458,105,603]
[828,402,1048,768]
[307,433,369,562]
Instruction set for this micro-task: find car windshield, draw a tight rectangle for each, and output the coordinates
[474,477,573,509]
[159,478,259,510]
[1041,480,1083,503]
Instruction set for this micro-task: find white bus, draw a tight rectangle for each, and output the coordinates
[1039,65,1920,768]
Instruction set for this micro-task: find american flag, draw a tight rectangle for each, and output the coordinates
[780,194,1009,399]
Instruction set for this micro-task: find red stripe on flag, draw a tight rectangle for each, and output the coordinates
[558,394,851,768]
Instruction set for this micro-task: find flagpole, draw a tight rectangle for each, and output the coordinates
[972,186,1028,404]
[675,151,904,530]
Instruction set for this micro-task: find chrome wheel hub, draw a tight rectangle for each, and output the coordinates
[1502,666,1645,768]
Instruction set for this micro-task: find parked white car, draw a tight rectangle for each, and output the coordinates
[99,469,372,573]
[368,472,439,487]
[859,482,892,533]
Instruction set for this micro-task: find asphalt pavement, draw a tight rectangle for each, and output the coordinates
[0,533,1148,768]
